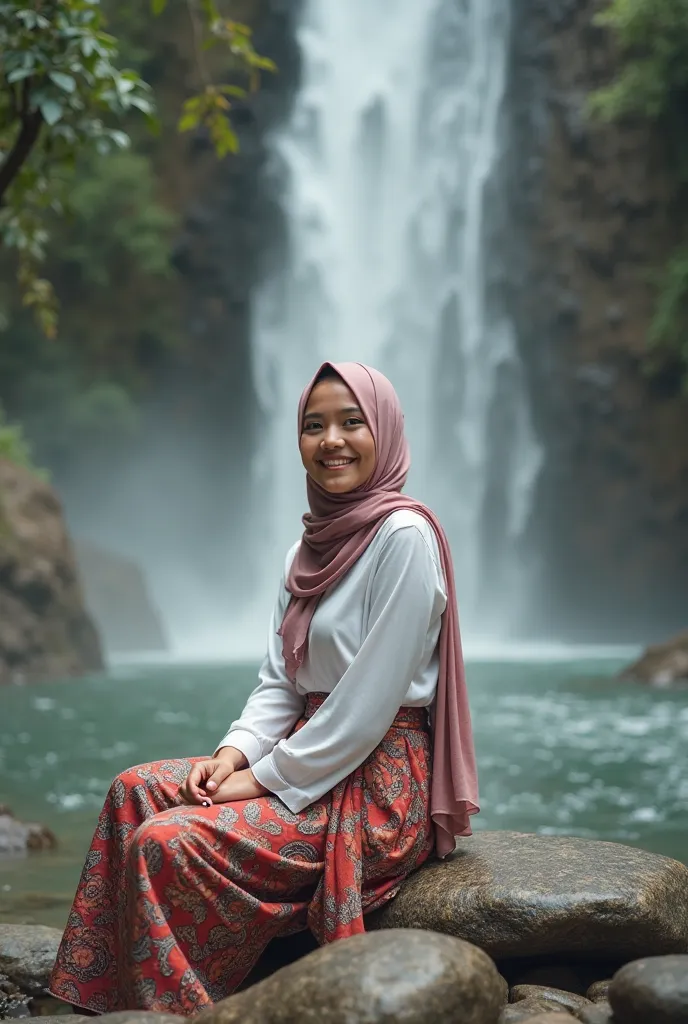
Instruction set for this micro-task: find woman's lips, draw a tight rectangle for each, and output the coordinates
[318,457,356,470]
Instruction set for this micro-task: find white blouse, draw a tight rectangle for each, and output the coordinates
[216,509,447,813]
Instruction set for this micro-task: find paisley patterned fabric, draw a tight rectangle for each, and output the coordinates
[49,694,433,1016]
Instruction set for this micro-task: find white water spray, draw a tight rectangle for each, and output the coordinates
[250,0,543,638]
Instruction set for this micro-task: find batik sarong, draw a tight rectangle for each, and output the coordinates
[49,693,433,1015]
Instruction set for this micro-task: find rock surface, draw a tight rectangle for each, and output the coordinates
[196,929,504,1024]
[577,1004,614,1024]
[0,805,57,856]
[619,631,688,687]
[0,923,63,997]
[0,460,102,684]
[509,985,591,1015]
[609,955,688,1024]
[585,981,611,1004]
[499,1002,574,1022]
[368,832,688,960]
[74,542,167,655]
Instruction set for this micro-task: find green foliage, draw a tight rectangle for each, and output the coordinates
[0,401,47,475]
[590,0,688,121]
[61,149,177,285]
[0,0,153,331]
[648,245,688,391]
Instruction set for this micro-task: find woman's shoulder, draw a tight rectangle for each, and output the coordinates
[376,509,442,565]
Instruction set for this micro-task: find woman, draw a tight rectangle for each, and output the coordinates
[49,361,479,1017]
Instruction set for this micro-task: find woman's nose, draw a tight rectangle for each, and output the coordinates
[321,428,345,449]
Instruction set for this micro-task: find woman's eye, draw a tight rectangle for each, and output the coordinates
[345,418,364,427]
[302,422,321,432]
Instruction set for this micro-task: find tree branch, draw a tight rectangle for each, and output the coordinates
[0,108,44,205]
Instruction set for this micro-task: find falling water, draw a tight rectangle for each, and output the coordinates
[250,0,543,637]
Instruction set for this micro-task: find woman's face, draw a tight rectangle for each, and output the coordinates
[299,377,376,493]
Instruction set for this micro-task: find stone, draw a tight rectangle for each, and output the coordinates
[0,460,102,685]
[367,832,688,960]
[576,1004,614,1024]
[608,955,688,1024]
[0,924,63,996]
[499,1001,575,1022]
[96,1015,181,1024]
[0,805,57,856]
[585,981,611,1004]
[74,542,168,655]
[196,929,504,1024]
[509,986,591,1015]
[619,631,688,687]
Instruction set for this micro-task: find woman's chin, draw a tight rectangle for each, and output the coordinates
[317,472,359,494]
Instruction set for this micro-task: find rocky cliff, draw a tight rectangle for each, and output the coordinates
[0,460,102,684]
[508,0,688,641]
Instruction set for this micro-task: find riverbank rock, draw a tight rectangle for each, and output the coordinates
[74,541,167,655]
[0,923,62,1000]
[619,631,688,687]
[197,929,504,1024]
[36,1016,181,1024]
[608,955,688,1024]
[367,832,688,960]
[0,805,57,856]
[0,460,103,685]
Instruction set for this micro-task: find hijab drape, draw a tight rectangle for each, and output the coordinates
[279,360,479,857]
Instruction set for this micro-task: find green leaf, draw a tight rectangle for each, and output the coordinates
[49,72,77,93]
[218,84,247,98]
[39,99,63,125]
[151,0,167,13]
[7,66,33,83]
[178,111,200,132]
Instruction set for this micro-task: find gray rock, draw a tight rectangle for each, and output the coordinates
[509,985,591,1015]
[0,970,31,1019]
[0,805,57,856]
[619,631,688,687]
[97,1015,182,1024]
[0,924,63,996]
[24,1017,89,1023]
[368,832,688,960]
[576,1004,614,1024]
[585,981,611,1004]
[499,1001,575,1022]
[609,955,688,1024]
[196,929,504,1024]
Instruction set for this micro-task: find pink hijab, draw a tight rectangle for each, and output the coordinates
[279,361,479,858]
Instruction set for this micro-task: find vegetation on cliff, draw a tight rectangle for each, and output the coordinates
[593,0,688,392]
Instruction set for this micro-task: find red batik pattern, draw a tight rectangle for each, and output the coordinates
[49,694,433,1016]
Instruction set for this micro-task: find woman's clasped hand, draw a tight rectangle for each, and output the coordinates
[178,748,269,805]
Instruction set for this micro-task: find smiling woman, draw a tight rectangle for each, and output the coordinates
[299,366,377,492]
[49,361,478,1017]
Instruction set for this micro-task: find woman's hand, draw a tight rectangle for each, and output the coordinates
[209,768,269,804]
[178,747,247,805]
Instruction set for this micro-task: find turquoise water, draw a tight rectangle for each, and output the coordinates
[1,656,687,928]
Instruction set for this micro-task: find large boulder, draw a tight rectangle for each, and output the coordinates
[74,541,167,655]
[197,929,504,1024]
[0,460,102,684]
[619,631,688,687]
[0,805,57,856]
[608,955,688,1024]
[367,832,688,961]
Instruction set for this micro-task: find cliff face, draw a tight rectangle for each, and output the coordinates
[0,460,102,684]
[508,0,688,640]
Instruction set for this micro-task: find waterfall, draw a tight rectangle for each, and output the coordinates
[250,0,543,638]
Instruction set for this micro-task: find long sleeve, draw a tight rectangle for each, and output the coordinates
[214,545,305,766]
[251,524,446,811]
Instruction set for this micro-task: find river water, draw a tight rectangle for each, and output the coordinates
[1,653,687,928]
